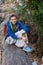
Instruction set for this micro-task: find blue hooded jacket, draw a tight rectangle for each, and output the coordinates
[6,21,28,39]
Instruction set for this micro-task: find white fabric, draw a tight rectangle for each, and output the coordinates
[6,29,28,47]
[6,36,16,45]
[15,39,25,47]
[15,29,26,36]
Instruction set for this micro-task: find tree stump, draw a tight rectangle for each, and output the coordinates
[2,44,32,65]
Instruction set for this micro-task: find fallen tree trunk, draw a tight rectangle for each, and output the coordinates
[2,44,32,65]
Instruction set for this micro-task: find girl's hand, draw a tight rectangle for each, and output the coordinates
[22,36,27,42]
[18,35,22,39]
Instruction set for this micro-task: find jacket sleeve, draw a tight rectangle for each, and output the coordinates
[7,23,18,39]
[18,22,28,33]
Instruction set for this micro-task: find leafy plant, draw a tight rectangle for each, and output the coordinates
[15,0,43,57]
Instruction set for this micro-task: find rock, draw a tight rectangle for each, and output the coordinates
[2,45,32,65]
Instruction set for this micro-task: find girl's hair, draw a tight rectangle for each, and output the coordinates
[9,14,17,20]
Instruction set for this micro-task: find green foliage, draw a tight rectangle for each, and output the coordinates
[18,0,43,37]
[16,1,43,56]
[4,8,12,12]
[28,0,43,37]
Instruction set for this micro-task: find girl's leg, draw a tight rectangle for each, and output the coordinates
[5,36,16,45]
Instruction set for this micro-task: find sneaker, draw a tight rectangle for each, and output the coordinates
[23,46,32,52]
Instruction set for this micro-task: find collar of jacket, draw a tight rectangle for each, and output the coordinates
[10,20,15,33]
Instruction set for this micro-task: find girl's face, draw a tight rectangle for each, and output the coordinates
[10,16,17,25]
